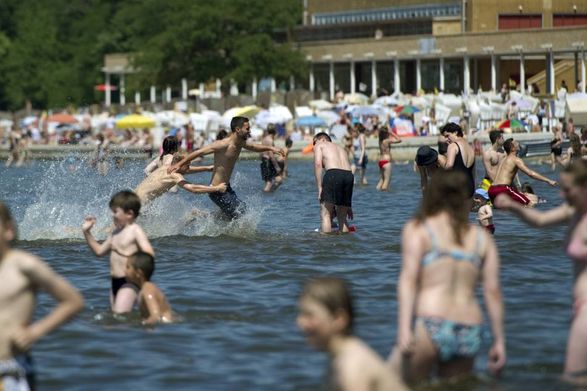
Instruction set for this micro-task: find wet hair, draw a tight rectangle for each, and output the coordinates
[564,159,587,186]
[313,132,332,145]
[417,171,470,245]
[503,138,515,154]
[378,127,389,144]
[230,116,249,132]
[489,130,504,145]
[160,136,179,161]
[216,129,228,140]
[300,277,354,335]
[521,182,535,194]
[130,251,155,280]
[109,190,141,217]
[441,122,464,137]
[0,202,17,242]
[285,138,293,148]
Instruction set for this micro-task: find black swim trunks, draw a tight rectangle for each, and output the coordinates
[320,169,354,207]
[260,157,278,182]
[208,183,246,219]
[111,277,139,298]
[551,146,563,156]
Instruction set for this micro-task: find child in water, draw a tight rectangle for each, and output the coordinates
[475,188,495,234]
[0,202,84,390]
[125,252,174,325]
[297,278,407,391]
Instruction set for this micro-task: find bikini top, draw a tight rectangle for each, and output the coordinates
[421,223,484,268]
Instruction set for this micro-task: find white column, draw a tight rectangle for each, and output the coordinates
[371,60,378,97]
[181,78,188,100]
[547,52,555,95]
[394,59,400,93]
[215,79,221,96]
[270,78,277,93]
[199,82,205,98]
[150,86,156,103]
[519,52,525,95]
[490,54,497,92]
[309,65,315,92]
[439,58,445,91]
[329,62,335,100]
[416,58,422,91]
[166,86,171,102]
[105,73,111,107]
[119,74,126,105]
[350,61,356,94]
[463,55,470,95]
[581,49,586,93]
[134,92,141,105]
[289,75,295,90]
[252,78,258,99]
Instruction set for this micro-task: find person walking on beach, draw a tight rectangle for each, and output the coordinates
[313,132,354,234]
[168,116,285,220]
[389,171,505,384]
[494,160,587,384]
[488,138,557,206]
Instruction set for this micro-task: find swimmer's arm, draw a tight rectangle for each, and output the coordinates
[504,202,573,227]
[482,235,506,374]
[184,165,214,174]
[439,143,457,169]
[178,180,226,194]
[516,158,557,186]
[141,287,163,325]
[144,158,159,176]
[390,132,402,143]
[133,225,155,257]
[314,144,323,197]
[12,255,84,351]
[169,141,221,173]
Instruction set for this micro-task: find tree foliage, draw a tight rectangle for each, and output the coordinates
[0,0,305,110]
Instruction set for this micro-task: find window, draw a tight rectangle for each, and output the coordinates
[554,14,587,27]
[498,14,542,30]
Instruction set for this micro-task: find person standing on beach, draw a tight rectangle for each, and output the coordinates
[313,132,354,233]
[488,138,557,206]
[168,116,285,220]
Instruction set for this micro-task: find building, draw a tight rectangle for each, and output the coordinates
[295,0,587,98]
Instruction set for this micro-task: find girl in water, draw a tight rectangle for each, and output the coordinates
[144,135,179,175]
[390,171,505,384]
[495,160,587,384]
[376,127,401,191]
[297,278,407,391]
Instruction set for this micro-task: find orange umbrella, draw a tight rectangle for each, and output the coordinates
[302,143,314,154]
[47,113,77,124]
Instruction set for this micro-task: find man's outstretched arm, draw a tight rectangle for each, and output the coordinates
[168,141,223,174]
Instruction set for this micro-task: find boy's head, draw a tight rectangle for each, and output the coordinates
[313,132,332,145]
[0,202,17,245]
[109,191,141,222]
[285,138,293,148]
[126,251,155,284]
[474,188,490,205]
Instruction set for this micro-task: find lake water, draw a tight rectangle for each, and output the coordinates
[0,155,573,390]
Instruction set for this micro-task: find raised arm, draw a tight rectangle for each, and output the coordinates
[390,132,402,144]
[12,254,84,351]
[168,141,222,173]
[439,143,457,169]
[516,158,557,186]
[495,195,573,227]
[82,216,112,257]
[482,233,506,376]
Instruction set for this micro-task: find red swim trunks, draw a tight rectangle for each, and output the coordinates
[488,185,530,206]
[378,160,390,169]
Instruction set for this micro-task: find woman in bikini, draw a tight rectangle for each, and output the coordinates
[376,127,401,191]
[389,171,505,385]
[495,159,587,384]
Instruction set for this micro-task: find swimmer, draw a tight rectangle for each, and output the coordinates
[376,127,402,191]
[488,138,557,206]
[520,182,539,207]
[482,130,506,188]
[415,146,439,195]
[144,135,180,176]
[82,190,154,314]
[494,160,587,384]
[297,278,408,391]
[313,132,354,234]
[125,252,174,325]
[0,202,84,390]
[260,125,283,192]
[475,189,495,234]
[389,171,505,384]
[169,116,285,220]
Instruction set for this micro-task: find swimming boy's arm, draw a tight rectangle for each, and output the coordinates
[482,234,506,376]
[82,216,112,257]
[313,144,323,199]
[178,180,227,194]
[141,286,164,325]
[515,158,558,186]
[495,196,573,227]
[168,141,221,174]
[144,157,159,176]
[183,165,214,174]
[11,254,84,352]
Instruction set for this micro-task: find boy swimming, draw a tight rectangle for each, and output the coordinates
[0,202,84,390]
[125,251,174,325]
[82,190,154,313]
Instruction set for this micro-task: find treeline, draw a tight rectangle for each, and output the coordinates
[0,0,306,110]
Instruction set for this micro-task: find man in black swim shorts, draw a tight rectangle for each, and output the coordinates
[313,132,354,233]
[260,125,282,192]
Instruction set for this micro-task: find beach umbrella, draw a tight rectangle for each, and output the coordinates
[496,119,526,129]
[296,116,326,127]
[351,106,383,117]
[222,105,261,126]
[343,93,369,105]
[374,96,398,106]
[308,99,333,110]
[394,105,420,116]
[315,110,340,126]
[295,106,313,118]
[115,114,156,129]
[255,110,284,128]
[47,113,78,124]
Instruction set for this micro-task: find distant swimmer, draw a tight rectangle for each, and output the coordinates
[260,125,283,192]
[125,251,174,325]
[376,127,401,191]
[277,137,292,179]
[488,138,557,206]
[482,130,506,188]
[0,202,84,390]
[313,132,354,234]
[297,278,408,391]
[82,191,154,313]
[437,123,476,197]
[168,116,285,220]
[415,146,439,195]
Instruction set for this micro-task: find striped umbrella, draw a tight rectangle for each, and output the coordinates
[496,119,526,129]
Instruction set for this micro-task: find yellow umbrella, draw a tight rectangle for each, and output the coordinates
[233,105,261,118]
[115,114,156,129]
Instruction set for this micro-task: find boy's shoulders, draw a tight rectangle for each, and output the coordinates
[2,249,43,272]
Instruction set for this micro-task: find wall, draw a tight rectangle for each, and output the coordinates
[432,17,462,35]
[308,0,457,16]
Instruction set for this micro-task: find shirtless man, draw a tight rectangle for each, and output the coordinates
[488,138,557,206]
[482,130,505,184]
[169,116,285,219]
[260,125,283,192]
[313,132,354,233]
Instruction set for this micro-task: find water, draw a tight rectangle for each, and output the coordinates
[0,156,573,390]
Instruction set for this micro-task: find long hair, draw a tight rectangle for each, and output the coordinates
[160,136,179,161]
[569,132,582,157]
[300,278,354,335]
[417,171,471,244]
[378,127,389,145]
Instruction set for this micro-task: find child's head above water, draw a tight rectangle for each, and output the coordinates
[161,136,179,159]
[109,190,141,219]
[126,251,155,284]
[0,202,17,245]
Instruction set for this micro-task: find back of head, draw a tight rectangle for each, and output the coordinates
[109,190,141,217]
[503,138,515,154]
[0,202,17,242]
[418,171,471,244]
[521,182,534,194]
[216,129,228,140]
[378,127,389,144]
[313,132,332,145]
[301,277,354,335]
[267,124,276,136]
[415,146,438,166]
[161,136,179,159]
[441,122,463,137]
[130,251,155,280]
[285,138,293,148]
[230,116,249,132]
[564,159,587,186]
[489,130,503,145]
